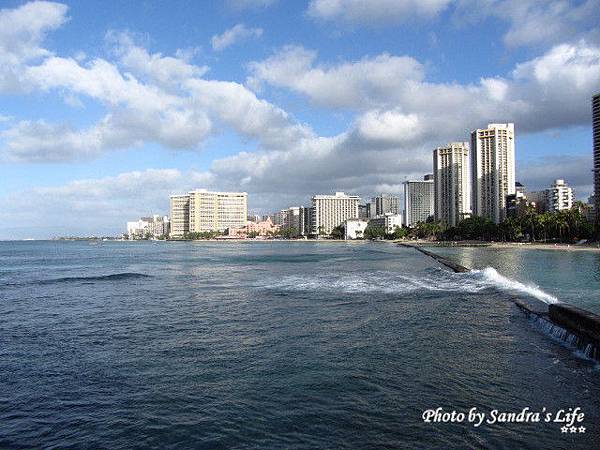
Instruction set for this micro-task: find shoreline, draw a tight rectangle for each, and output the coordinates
[408,240,600,252]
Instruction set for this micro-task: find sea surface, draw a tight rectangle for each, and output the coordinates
[1,240,599,449]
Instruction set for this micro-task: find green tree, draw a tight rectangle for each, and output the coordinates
[364,223,386,240]
[330,225,345,240]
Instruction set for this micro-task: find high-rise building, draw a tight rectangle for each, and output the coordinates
[169,194,190,237]
[593,93,600,223]
[188,189,247,233]
[403,176,434,227]
[283,207,301,236]
[470,123,515,223]
[370,194,401,217]
[433,142,470,227]
[170,190,247,236]
[127,216,169,240]
[312,192,360,236]
[299,206,314,237]
[546,179,573,212]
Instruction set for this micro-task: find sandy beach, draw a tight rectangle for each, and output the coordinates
[406,240,600,252]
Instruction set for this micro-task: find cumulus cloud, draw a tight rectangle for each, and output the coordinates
[307,0,452,24]
[211,24,263,51]
[250,41,600,139]
[248,46,424,108]
[0,0,68,92]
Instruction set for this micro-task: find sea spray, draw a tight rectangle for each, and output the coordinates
[263,267,559,305]
[471,267,558,304]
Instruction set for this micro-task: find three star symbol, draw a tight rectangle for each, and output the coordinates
[561,425,585,433]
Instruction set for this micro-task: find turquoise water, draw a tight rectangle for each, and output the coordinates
[1,241,599,448]
[427,246,600,314]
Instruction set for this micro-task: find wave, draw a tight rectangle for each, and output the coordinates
[261,267,558,304]
[30,273,152,285]
[471,267,558,304]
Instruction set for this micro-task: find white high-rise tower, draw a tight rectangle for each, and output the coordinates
[433,142,470,227]
[470,123,515,223]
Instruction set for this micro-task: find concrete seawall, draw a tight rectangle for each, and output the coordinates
[400,243,600,361]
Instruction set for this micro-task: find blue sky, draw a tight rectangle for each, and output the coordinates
[0,0,599,238]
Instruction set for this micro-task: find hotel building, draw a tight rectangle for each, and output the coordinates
[369,194,401,218]
[169,190,248,236]
[433,142,470,227]
[593,93,600,223]
[169,194,190,237]
[546,179,574,212]
[403,176,434,227]
[312,192,360,236]
[470,123,515,223]
[189,189,247,232]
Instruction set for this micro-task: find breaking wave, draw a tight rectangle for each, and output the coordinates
[472,267,558,304]
[29,273,152,286]
[262,266,558,304]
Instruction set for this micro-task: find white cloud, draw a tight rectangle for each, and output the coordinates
[307,0,452,24]
[356,110,423,144]
[211,24,263,51]
[108,31,209,86]
[250,41,600,137]
[0,0,68,92]
[248,45,424,108]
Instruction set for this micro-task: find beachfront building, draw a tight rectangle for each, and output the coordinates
[170,189,248,236]
[433,142,470,227]
[344,219,369,239]
[169,194,190,237]
[126,215,170,240]
[546,179,573,212]
[403,176,434,227]
[299,206,314,237]
[188,189,247,233]
[470,123,515,223]
[369,194,400,218]
[283,207,301,236]
[228,217,280,238]
[368,213,403,234]
[593,93,600,223]
[312,192,360,236]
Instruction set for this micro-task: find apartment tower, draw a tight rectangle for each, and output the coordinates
[403,176,434,227]
[470,123,515,223]
[312,192,360,236]
[169,194,190,237]
[433,142,470,227]
[188,189,248,233]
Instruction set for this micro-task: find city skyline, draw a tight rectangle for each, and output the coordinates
[1,1,599,239]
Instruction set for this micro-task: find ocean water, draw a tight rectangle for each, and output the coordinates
[1,240,599,449]
[427,246,600,314]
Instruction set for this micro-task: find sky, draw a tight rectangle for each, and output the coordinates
[0,0,599,239]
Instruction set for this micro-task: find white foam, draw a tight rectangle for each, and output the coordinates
[261,266,559,305]
[472,267,559,304]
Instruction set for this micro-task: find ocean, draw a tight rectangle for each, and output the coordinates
[1,240,598,448]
